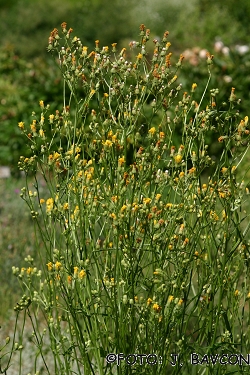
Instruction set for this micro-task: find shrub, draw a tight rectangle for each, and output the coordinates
[4,23,250,375]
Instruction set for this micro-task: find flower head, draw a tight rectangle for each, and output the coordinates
[153,303,162,313]
[174,154,182,164]
[79,269,86,279]
[147,298,153,306]
[168,295,174,303]
[148,127,156,135]
[18,122,25,130]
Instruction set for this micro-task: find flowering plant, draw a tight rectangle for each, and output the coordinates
[6,23,250,374]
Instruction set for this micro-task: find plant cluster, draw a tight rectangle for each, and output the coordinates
[2,23,250,375]
[2,0,250,172]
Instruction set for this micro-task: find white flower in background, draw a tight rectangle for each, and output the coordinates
[223,75,232,83]
[199,49,208,59]
[235,45,249,55]
[214,40,224,52]
[222,46,230,56]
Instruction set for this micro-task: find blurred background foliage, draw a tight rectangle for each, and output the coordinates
[0,0,250,169]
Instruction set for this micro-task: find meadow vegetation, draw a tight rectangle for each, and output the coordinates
[0,22,249,374]
[1,0,250,170]
[1,1,250,374]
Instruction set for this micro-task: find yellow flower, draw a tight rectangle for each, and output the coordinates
[40,198,45,204]
[82,46,88,56]
[47,262,53,271]
[78,270,86,279]
[103,140,113,147]
[66,149,73,156]
[143,197,151,205]
[132,203,139,211]
[18,122,25,129]
[46,198,54,214]
[174,154,182,164]
[168,295,174,303]
[221,167,228,174]
[120,47,126,56]
[55,261,62,271]
[169,75,177,84]
[74,266,79,275]
[147,298,153,306]
[188,167,196,174]
[53,152,61,160]
[210,210,219,221]
[148,127,156,135]
[118,157,125,166]
[86,173,93,180]
[39,100,44,108]
[26,267,33,275]
[137,53,143,59]
[179,223,185,233]
[222,210,227,221]
[63,202,69,210]
[30,123,36,133]
[49,114,55,123]
[159,131,165,138]
[153,303,161,313]
[39,129,45,138]
[192,83,197,92]
[120,205,127,212]
[73,205,79,218]
[219,191,226,198]
[68,275,72,284]
[155,194,161,200]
